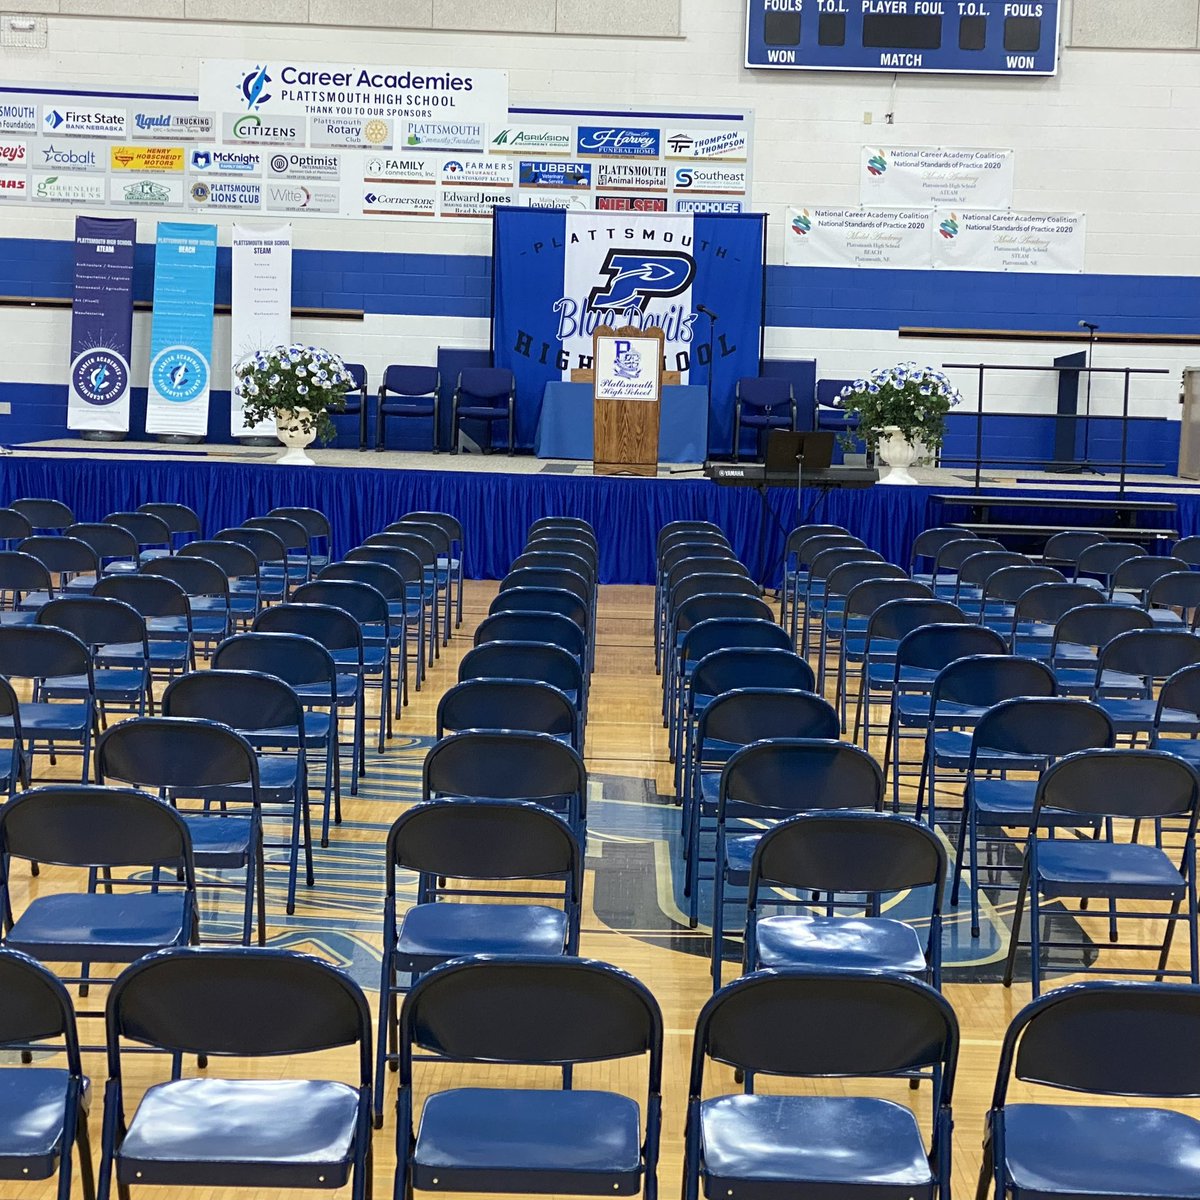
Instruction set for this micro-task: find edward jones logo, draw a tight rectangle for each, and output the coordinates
[42,107,126,138]
[867,152,888,176]
[0,141,26,167]
[0,175,27,200]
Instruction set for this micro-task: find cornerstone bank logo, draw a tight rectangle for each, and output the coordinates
[588,249,695,312]
[240,65,272,110]
[71,349,128,406]
[867,152,888,176]
[939,212,960,239]
[576,127,661,157]
[151,347,208,404]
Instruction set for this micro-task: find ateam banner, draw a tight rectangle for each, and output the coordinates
[67,215,136,433]
[785,206,932,270]
[931,209,1086,273]
[230,222,293,437]
[860,146,1014,209]
[493,208,765,455]
[145,221,218,437]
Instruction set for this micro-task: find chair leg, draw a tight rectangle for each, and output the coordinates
[432,396,440,454]
[450,398,459,453]
[376,397,385,452]
[359,400,368,451]
[732,409,740,463]
[1002,858,1031,987]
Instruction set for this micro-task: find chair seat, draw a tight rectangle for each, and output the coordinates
[1095,698,1158,732]
[382,400,435,416]
[932,731,1043,771]
[1155,738,1200,765]
[243,713,331,746]
[191,754,300,806]
[100,641,189,667]
[7,893,190,961]
[699,1094,933,1198]
[1036,842,1186,900]
[754,915,927,973]
[3,703,88,734]
[724,834,762,883]
[0,611,37,627]
[293,678,358,704]
[413,1087,642,1193]
[1149,608,1187,626]
[456,406,508,420]
[971,779,1099,829]
[395,903,568,971]
[48,670,146,702]
[181,814,253,867]
[330,647,388,672]
[1001,1103,1200,1199]
[117,1077,360,1189]
[1054,667,1144,697]
[0,1068,85,1179]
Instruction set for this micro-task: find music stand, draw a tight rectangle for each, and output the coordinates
[765,430,835,506]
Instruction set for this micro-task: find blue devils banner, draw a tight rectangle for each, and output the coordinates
[145,221,218,437]
[67,216,136,434]
[493,208,764,455]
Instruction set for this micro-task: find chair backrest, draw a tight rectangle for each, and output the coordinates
[37,595,147,650]
[162,669,304,734]
[94,573,190,619]
[666,557,749,596]
[215,526,287,567]
[930,654,1056,707]
[344,361,368,396]
[669,572,760,612]
[535,515,595,538]
[679,616,792,662]
[487,586,590,631]
[474,610,586,661]
[893,622,1006,673]
[512,550,596,589]
[1075,540,1144,578]
[1042,529,1110,566]
[458,641,582,697]
[673,592,774,634]
[691,647,815,696]
[104,510,172,549]
[698,688,839,748]
[807,546,883,583]
[437,678,577,742]
[864,598,967,644]
[0,508,33,542]
[783,525,850,558]
[211,631,336,690]
[0,549,52,594]
[933,536,1005,575]
[321,557,409,598]
[500,566,589,607]
[267,506,332,542]
[1012,583,1106,626]
[253,602,362,653]
[138,502,202,538]
[401,510,463,547]
[65,522,138,562]
[955,550,1031,591]
[390,520,450,558]
[179,539,259,581]
[11,497,73,531]
[97,716,260,791]
[993,980,1200,1107]
[400,956,660,1075]
[736,376,792,409]
[524,537,598,572]
[0,947,80,1063]
[970,696,1114,759]
[19,534,98,578]
[720,738,885,819]
[1097,628,1200,681]
[1111,555,1190,595]
[423,730,586,810]
[844,578,933,621]
[1172,536,1200,568]
[797,533,862,568]
[1148,571,1200,615]
[344,545,423,585]
[457,366,514,400]
[291,579,388,625]
[910,526,976,570]
[660,542,737,577]
[1052,603,1154,651]
[659,520,724,552]
[1157,662,1200,720]
[1033,747,1200,825]
[141,554,231,599]
[981,564,1066,605]
[0,624,90,681]
[244,515,310,555]
[364,531,435,569]
[824,560,907,601]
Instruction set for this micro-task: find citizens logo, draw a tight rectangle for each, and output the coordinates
[588,250,695,312]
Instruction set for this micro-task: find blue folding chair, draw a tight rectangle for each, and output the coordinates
[0,675,28,796]
[63,523,139,585]
[475,610,588,678]
[94,573,197,679]
[1048,603,1155,695]
[1090,628,1200,740]
[974,564,1067,636]
[97,946,373,1200]
[137,501,201,552]
[1147,571,1200,630]
[1152,663,1200,766]
[177,540,264,627]
[1005,581,1108,659]
[399,512,466,634]
[1041,528,1109,573]
[20,536,100,598]
[1110,554,1190,605]
[268,506,333,573]
[0,550,53,623]
[437,678,580,749]
[140,554,233,656]
[910,525,976,583]
[12,500,73,534]
[459,641,585,745]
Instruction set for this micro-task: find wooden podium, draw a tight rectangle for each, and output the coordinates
[592,325,663,477]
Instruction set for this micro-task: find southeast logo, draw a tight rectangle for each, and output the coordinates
[71,349,128,406]
[240,65,271,110]
[150,347,208,403]
[587,250,695,312]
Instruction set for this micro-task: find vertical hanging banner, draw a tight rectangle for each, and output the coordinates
[230,222,293,437]
[67,215,136,433]
[145,221,218,437]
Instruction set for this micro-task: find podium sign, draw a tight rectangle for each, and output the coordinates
[593,326,663,476]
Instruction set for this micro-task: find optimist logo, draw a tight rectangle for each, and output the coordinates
[587,250,695,313]
[240,65,271,110]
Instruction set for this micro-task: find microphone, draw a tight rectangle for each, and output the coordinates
[1079,320,1099,332]
[696,304,720,321]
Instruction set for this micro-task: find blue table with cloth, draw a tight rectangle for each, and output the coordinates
[535,382,709,462]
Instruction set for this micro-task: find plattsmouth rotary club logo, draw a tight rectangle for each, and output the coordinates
[71,348,128,406]
[365,119,389,144]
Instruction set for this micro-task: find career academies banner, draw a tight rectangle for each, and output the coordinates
[785,206,932,270]
[67,215,136,433]
[493,209,765,455]
[230,223,293,437]
[931,209,1086,273]
[860,146,1014,208]
[145,222,219,437]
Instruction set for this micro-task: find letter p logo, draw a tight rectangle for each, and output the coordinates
[588,249,695,313]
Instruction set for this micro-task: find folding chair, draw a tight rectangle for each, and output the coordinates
[437,678,580,749]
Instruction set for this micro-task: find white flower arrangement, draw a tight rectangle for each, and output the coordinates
[838,362,963,453]
[233,344,353,443]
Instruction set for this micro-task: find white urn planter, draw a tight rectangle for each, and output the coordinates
[876,426,919,485]
[274,407,317,466]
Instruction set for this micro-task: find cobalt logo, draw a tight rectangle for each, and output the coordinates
[151,347,207,404]
[44,109,64,130]
[71,349,128,407]
[588,250,695,312]
[240,65,271,110]
[43,144,96,167]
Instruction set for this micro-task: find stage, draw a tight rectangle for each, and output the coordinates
[2,439,1198,585]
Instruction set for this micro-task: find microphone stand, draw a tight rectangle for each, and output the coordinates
[700,309,717,421]
[1081,321,1098,472]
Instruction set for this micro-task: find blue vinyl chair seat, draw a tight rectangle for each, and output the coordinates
[897,696,989,727]
[869,664,939,689]
[15,592,54,611]
[0,611,38,627]
[6,893,191,960]
[181,814,253,868]
[754,914,927,973]
[1035,842,1186,900]
[1055,667,1144,696]
[293,677,358,704]
[1095,698,1160,732]
[192,754,300,805]
[412,1087,642,1193]
[100,640,189,668]
[724,834,764,884]
[47,669,145,702]
[395,904,569,972]
[116,1077,359,1189]
[0,1069,89,1178]
[699,1094,933,1196]
[0,747,18,790]
[1148,608,1187,626]
[0,703,88,734]
[1000,1104,1200,1200]
[330,646,388,672]
[931,731,1046,771]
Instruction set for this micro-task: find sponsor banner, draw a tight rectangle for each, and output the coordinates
[439,156,514,187]
[199,59,508,124]
[576,127,661,157]
[861,146,1014,208]
[310,116,392,149]
[265,183,341,214]
[518,160,591,189]
[401,121,485,152]
[220,113,306,145]
[267,150,341,181]
[597,195,667,212]
[363,184,437,217]
[596,162,668,192]
[931,209,1086,273]
[189,179,263,209]
[31,173,106,204]
[111,145,185,172]
[68,216,137,433]
[189,146,262,175]
[132,111,215,141]
[110,176,185,207]
[230,222,292,437]
[38,142,101,172]
[784,206,933,269]
[145,221,218,437]
[0,103,37,134]
[595,334,661,402]
[43,106,126,138]
[672,165,746,194]
[663,128,749,161]
[489,125,572,155]
[440,186,513,218]
[0,175,27,200]
[363,154,437,185]
[518,191,591,210]
[0,141,26,168]
[674,198,744,213]
[492,208,765,454]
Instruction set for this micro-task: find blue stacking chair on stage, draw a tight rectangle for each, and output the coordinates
[378,364,440,452]
[981,981,1200,1200]
[336,361,369,450]
[97,946,373,1200]
[375,800,582,1125]
[396,955,663,1200]
[685,969,958,1200]
[731,376,795,462]
[451,366,515,455]
[1003,748,1200,996]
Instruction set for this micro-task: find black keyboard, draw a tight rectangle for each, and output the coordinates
[704,462,880,489]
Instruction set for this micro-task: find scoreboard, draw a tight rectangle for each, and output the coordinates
[745,1,1060,76]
